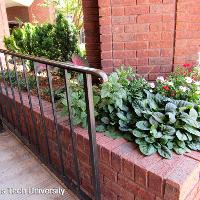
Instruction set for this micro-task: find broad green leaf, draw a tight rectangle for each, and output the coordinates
[173,145,186,155]
[150,126,162,138]
[183,125,200,137]
[187,142,200,150]
[136,121,150,130]
[167,141,174,149]
[152,112,165,123]
[162,125,176,135]
[115,98,123,109]
[160,137,168,145]
[157,146,172,159]
[117,112,127,121]
[165,103,177,113]
[139,143,157,156]
[167,112,176,124]
[96,125,106,132]
[101,87,110,98]
[180,112,199,128]
[135,138,146,145]
[185,132,193,141]
[101,117,110,124]
[154,93,164,104]
[145,136,155,144]
[175,100,193,108]
[109,72,119,83]
[176,130,187,141]
[189,108,198,120]
[108,105,114,113]
[134,108,142,117]
[177,140,186,148]
[148,99,158,110]
[132,129,147,138]
[149,116,159,127]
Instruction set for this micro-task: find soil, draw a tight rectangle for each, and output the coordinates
[30,75,65,102]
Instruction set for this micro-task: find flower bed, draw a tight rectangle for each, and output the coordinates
[1,65,200,159]
[56,65,200,159]
[0,84,199,200]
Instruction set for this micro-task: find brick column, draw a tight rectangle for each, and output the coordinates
[0,0,9,49]
[174,0,200,67]
[82,0,101,69]
[98,0,176,78]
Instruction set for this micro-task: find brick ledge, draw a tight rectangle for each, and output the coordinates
[0,87,199,200]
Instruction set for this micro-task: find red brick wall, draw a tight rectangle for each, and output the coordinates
[98,0,176,79]
[82,0,101,69]
[174,0,200,67]
[6,6,30,22]
[82,0,200,78]
[0,0,9,49]
[28,0,55,24]
[1,86,200,200]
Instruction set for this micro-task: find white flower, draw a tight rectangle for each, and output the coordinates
[179,86,187,92]
[149,82,155,88]
[166,81,174,86]
[194,81,200,86]
[185,77,193,84]
[156,76,165,83]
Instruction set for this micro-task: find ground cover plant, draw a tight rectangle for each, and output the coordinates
[58,65,200,159]
[1,63,200,159]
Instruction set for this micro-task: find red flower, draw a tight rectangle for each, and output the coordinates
[192,75,197,81]
[163,85,170,91]
[183,63,190,67]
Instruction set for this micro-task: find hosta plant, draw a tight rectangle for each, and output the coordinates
[132,91,200,159]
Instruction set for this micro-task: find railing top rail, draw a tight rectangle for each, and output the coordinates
[0,49,108,82]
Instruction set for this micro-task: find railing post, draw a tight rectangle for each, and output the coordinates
[0,118,4,133]
[83,73,101,200]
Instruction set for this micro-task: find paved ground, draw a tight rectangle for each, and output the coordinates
[0,130,79,200]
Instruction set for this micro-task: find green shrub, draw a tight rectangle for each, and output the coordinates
[4,14,79,65]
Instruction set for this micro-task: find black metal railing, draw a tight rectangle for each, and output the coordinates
[0,49,108,200]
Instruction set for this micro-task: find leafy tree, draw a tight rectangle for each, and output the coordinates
[42,0,83,31]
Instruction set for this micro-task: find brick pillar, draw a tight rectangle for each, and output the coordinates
[0,0,9,49]
[174,0,200,67]
[98,0,176,78]
[82,0,101,69]
[28,0,55,24]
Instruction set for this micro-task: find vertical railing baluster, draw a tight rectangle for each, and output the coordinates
[83,73,101,200]
[64,69,81,190]
[0,77,4,133]
[0,74,4,133]
[0,57,15,129]
[21,59,40,152]
[12,56,31,142]
[46,65,65,175]
[4,54,24,138]
[33,62,51,164]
